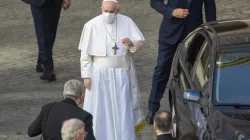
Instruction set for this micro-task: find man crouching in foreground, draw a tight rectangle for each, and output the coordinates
[28,79,95,140]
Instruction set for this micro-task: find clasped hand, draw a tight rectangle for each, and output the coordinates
[172,8,189,19]
[122,38,134,48]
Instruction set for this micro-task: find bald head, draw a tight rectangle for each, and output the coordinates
[61,118,86,140]
[153,110,172,132]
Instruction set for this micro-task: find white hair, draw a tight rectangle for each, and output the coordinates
[63,79,84,98]
[61,118,85,140]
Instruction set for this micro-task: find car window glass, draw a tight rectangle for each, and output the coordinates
[193,42,211,89]
[180,71,191,90]
[185,34,206,72]
[177,61,192,92]
[214,52,250,105]
[180,33,196,61]
[183,33,196,50]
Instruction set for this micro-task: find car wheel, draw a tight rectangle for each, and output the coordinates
[171,101,179,138]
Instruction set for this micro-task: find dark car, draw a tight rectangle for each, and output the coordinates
[168,19,250,140]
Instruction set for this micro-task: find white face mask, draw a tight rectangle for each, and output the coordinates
[102,12,116,24]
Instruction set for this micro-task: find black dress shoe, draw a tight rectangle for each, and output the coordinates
[40,71,56,82]
[145,112,154,125]
[36,64,45,73]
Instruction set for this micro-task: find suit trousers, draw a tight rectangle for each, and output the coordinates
[148,25,188,114]
[31,0,63,71]
[148,42,178,114]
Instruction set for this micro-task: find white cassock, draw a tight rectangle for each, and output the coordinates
[78,14,145,140]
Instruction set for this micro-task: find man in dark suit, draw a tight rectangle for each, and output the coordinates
[154,110,175,140]
[22,0,71,81]
[27,79,95,140]
[146,0,216,124]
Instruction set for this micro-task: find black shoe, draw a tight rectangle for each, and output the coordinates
[36,64,45,73]
[145,112,154,125]
[40,71,56,82]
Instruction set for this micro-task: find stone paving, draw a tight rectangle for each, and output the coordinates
[0,0,250,140]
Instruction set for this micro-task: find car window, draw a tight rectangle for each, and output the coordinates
[180,70,191,90]
[181,33,196,61]
[192,42,211,89]
[214,52,250,105]
[177,60,192,92]
[185,34,206,72]
[183,33,196,50]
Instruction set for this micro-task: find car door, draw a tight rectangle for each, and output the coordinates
[173,31,208,134]
[189,36,212,139]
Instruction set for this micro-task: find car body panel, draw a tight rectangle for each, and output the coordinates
[168,19,250,139]
[209,107,250,139]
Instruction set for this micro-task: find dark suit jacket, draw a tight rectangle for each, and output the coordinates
[150,0,216,45]
[21,0,46,7]
[157,134,176,140]
[27,98,95,140]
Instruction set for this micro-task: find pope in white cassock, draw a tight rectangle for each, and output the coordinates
[78,0,145,140]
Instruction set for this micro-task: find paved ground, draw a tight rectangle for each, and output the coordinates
[0,0,249,140]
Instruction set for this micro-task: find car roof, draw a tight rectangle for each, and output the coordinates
[203,19,250,47]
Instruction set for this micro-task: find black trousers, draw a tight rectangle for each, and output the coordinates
[31,0,63,71]
[148,26,188,114]
[148,42,178,114]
